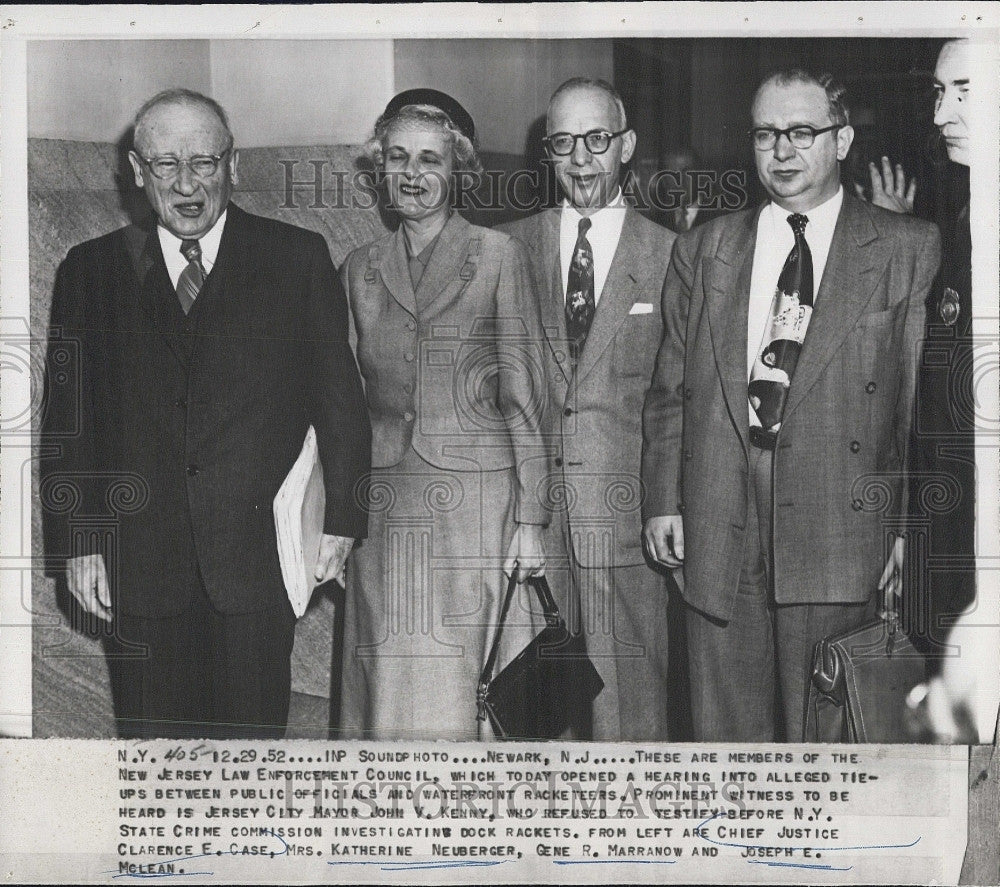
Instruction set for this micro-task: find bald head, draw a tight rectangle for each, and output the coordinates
[547,78,627,131]
[133,89,233,155]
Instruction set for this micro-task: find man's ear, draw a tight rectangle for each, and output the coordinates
[229,148,239,186]
[836,125,855,162]
[127,151,145,188]
[620,129,637,165]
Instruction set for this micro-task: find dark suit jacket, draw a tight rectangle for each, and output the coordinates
[501,207,676,566]
[42,203,371,617]
[642,194,940,620]
[341,212,549,525]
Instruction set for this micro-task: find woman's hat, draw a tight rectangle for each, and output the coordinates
[381,88,476,142]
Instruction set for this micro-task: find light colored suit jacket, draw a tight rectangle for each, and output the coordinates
[642,194,940,620]
[502,207,676,567]
[341,212,549,525]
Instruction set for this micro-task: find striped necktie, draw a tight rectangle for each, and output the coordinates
[176,239,206,315]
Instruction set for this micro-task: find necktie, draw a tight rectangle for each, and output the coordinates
[176,239,206,315]
[748,213,814,432]
[565,217,595,361]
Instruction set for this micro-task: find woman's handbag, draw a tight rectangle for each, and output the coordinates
[804,611,926,742]
[477,573,604,740]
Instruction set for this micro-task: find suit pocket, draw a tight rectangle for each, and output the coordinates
[614,314,662,378]
[854,308,894,331]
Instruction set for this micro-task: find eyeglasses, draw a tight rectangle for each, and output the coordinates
[543,129,630,156]
[749,124,841,151]
[138,149,232,180]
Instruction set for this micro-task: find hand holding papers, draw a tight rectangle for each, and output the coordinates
[274,426,326,618]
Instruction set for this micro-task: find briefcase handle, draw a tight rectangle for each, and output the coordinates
[812,607,905,696]
[478,573,559,718]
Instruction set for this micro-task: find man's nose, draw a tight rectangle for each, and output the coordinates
[934,92,955,129]
[172,163,199,195]
[570,136,591,166]
[772,132,796,162]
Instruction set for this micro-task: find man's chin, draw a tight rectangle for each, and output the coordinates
[569,189,609,212]
[163,215,213,239]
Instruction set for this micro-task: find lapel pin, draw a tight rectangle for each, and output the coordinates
[939,287,960,326]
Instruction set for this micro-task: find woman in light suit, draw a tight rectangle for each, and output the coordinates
[338,90,549,740]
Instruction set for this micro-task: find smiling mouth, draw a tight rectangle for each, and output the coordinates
[399,183,426,196]
[174,201,205,217]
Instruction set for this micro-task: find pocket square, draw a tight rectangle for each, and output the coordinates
[629,302,654,315]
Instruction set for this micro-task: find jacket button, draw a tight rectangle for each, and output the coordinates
[564,407,573,417]
[685,449,693,461]
[678,502,685,514]
[406,320,416,331]
[866,381,877,394]
[554,457,563,467]
[404,352,415,362]
[175,397,187,408]
[403,411,414,423]
[186,465,200,477]
[403,382,413,394]
[850,440,861,453]
[684,388,693,400]
[851,498,863,511]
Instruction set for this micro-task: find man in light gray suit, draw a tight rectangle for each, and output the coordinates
[501,78,677,740]
[642,69,940,741]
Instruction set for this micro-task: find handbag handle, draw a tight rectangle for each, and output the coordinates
[477,573,558,721]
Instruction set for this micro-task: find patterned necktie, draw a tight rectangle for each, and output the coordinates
[176,239,206,315]
[565,217,595,361]
[748,212,814,431]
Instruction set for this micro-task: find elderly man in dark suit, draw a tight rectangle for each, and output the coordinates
[41,88,371,740]
[501,78,677,740]
[642,69,940,741]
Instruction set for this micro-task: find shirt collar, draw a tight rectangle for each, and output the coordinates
[562,187,626,219]
[157,209,228,268]
[560,188,627,238]
[763,186,843,237]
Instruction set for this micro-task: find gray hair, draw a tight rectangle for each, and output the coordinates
[753,69,850,127]
[547,77,628,130]
[366,104,482,174]
[133,88,234,153]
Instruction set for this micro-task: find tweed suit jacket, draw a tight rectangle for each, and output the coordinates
[642,194,940,621]
[341,212,549,525]
[42,203,371,617]
[501,207,676,567]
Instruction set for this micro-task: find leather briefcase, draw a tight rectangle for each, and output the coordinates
[477,573,603,740]
[804,613,926,743]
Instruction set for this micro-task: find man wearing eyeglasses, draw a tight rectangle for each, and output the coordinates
[41,89,371,739]
[500,78,678,741]
[642,70,940,741]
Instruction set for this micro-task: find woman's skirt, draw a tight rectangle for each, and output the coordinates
[339,445,541,740]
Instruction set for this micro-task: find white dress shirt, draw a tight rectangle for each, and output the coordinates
[746,187,843,425]
[559,191,627,305]
[158,209,228,292]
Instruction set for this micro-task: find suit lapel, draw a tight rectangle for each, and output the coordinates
[782,196,886,420]
[575,208,645,384]
[413,213,474,311]
[190,203,258,327]
[379,226,417,316]
[535,209,570,382]
[124,222,188,367]
[705,208,758,445]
